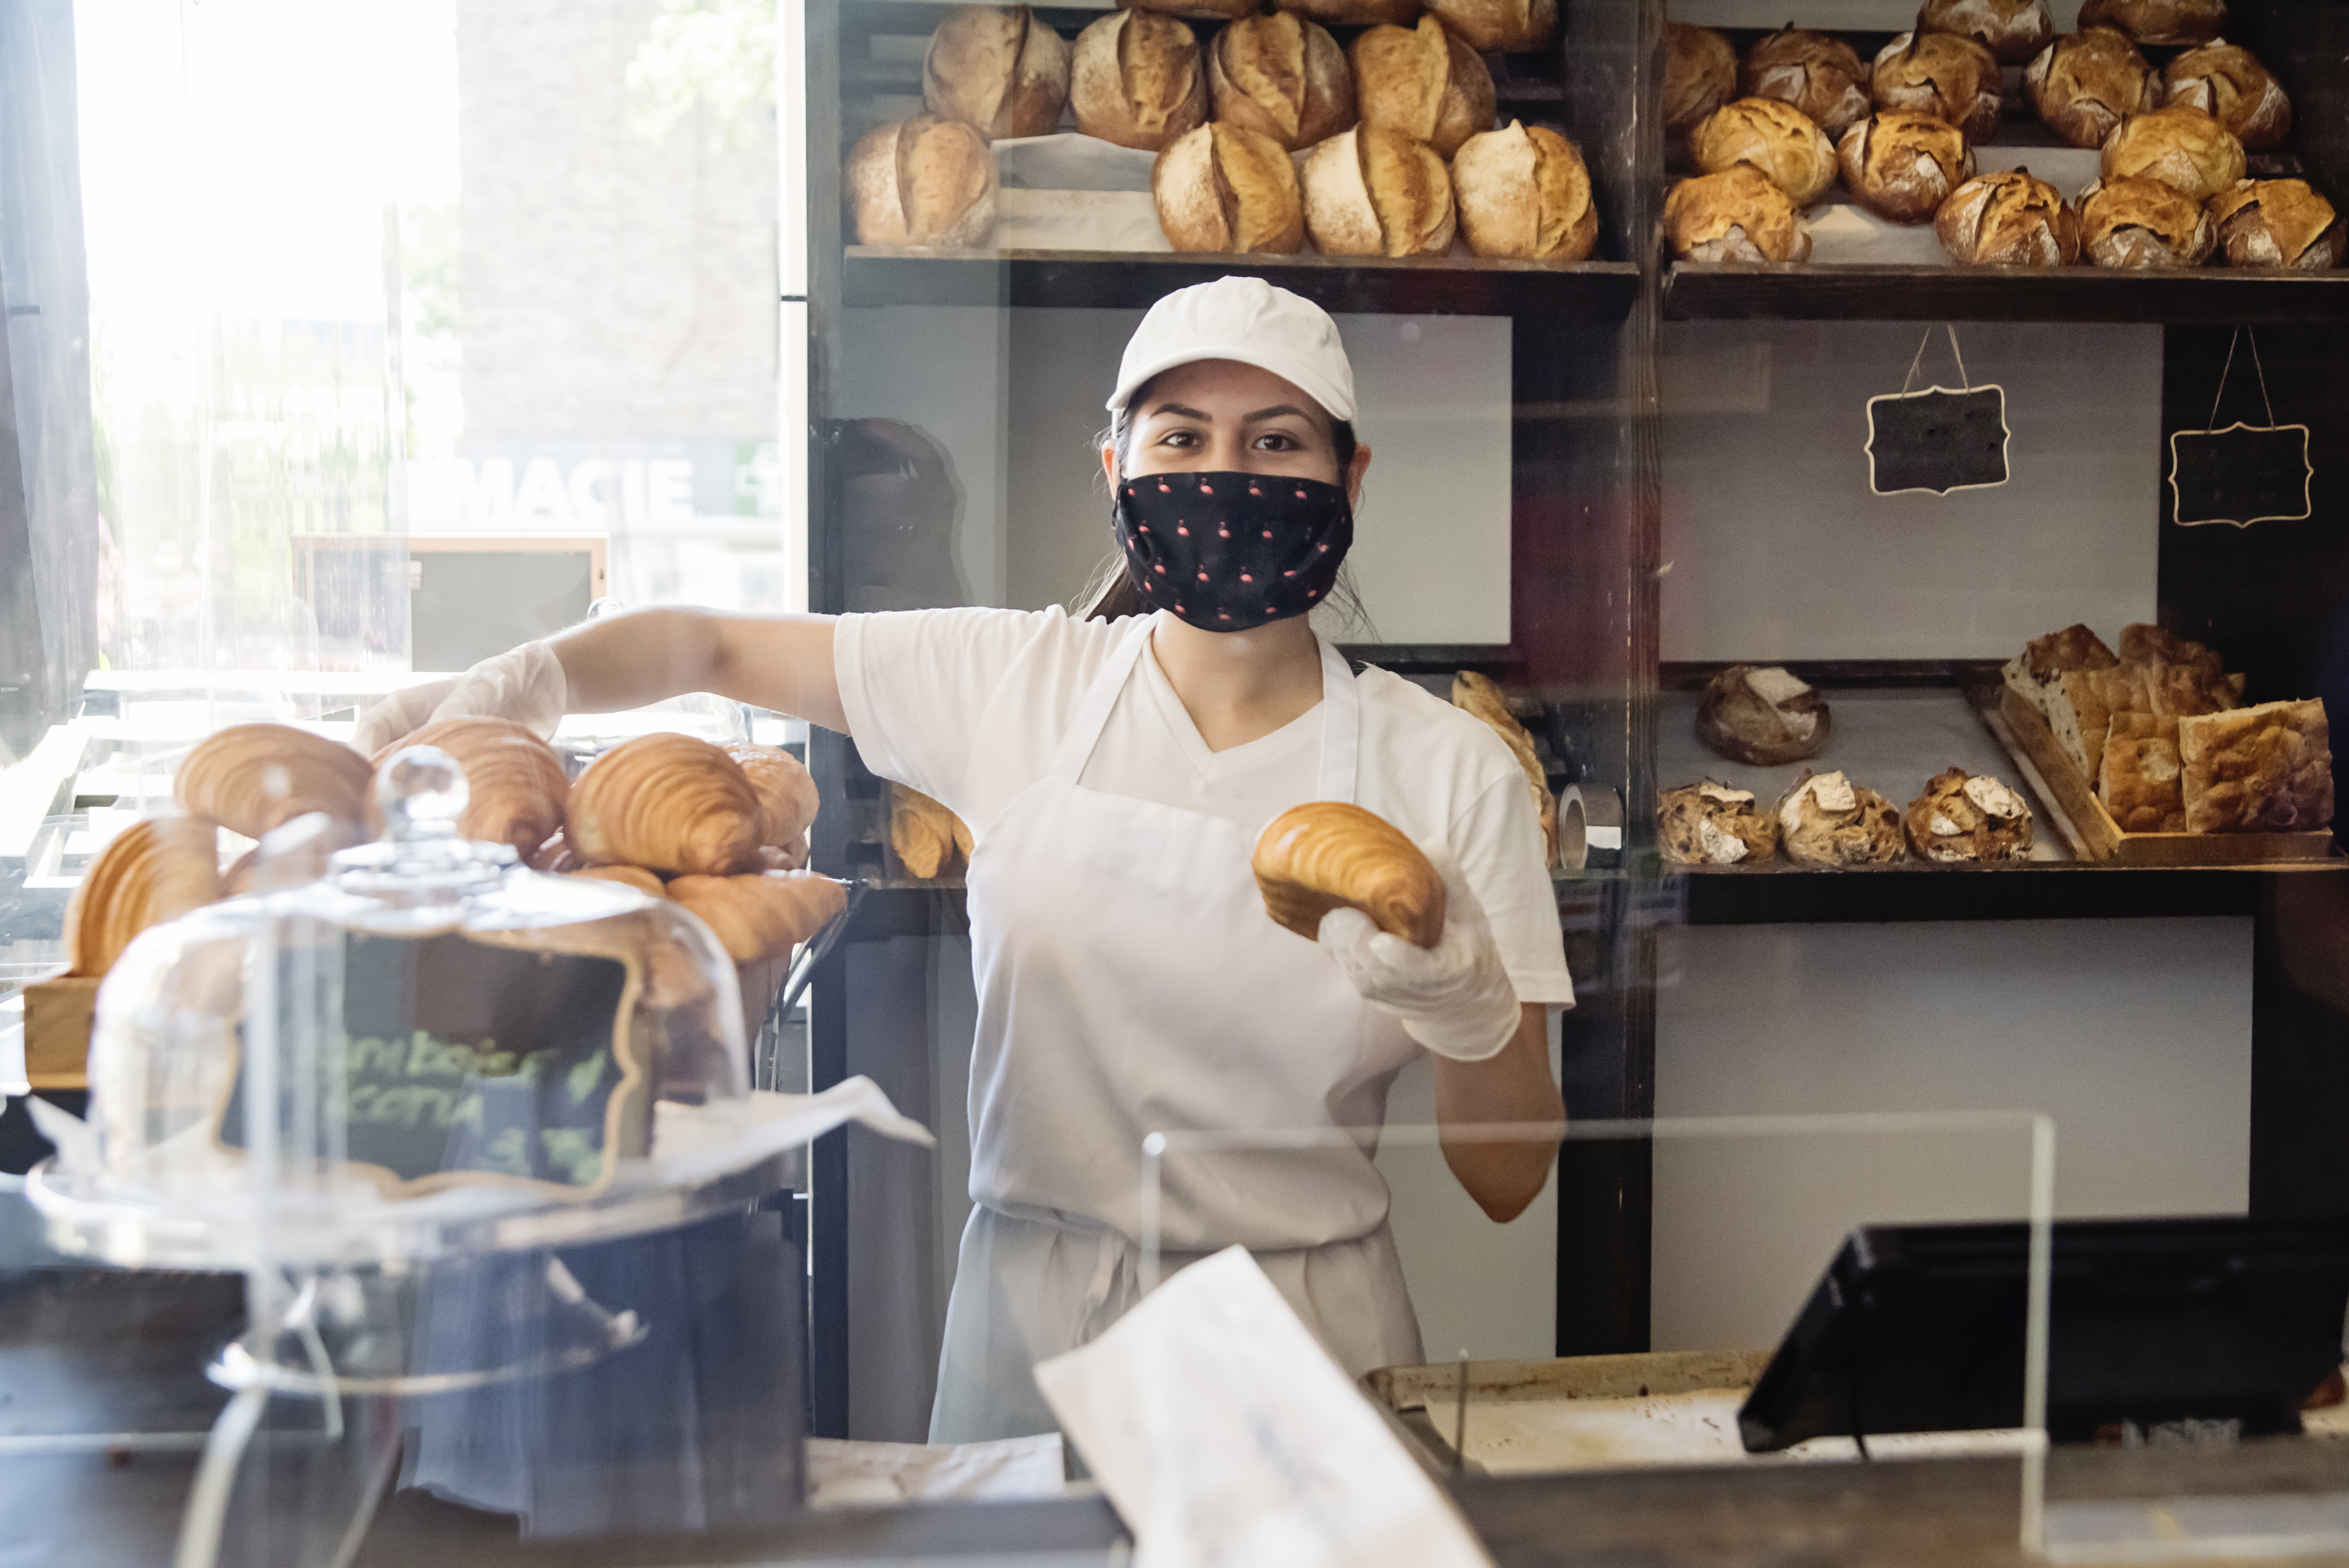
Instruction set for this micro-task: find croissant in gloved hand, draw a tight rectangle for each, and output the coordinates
[1315,838,1521,1064]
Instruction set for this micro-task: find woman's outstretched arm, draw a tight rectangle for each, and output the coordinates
[549,609,850,734]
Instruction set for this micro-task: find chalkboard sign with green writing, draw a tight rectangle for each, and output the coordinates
[217,930,647,1198]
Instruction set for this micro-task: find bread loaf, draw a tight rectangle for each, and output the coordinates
[1209,13,1355,151]
[2078,0,2227,47]
[1739,28,1872,138]
[724,742,821,849]
[848,114,998,246]
[2002,623,2120,783]
[1905,768,2035,863]
[1071,10,1209,151]
[64,816,223,978]
[2079,175,2218,268]
[2179,699,2333,833]
[2025,27,2159,149]
[2162,41,2290,151]
[1252,801,1445,948]
[372,716,570,864]
[1451,671,1557,867]
[1935,170,2081,266]
[567,733,765,877]
[2210,179,2345,271]
[1695,665,1830,766]
[1917,0,2053,64]
[1665,23,1738,137]
[2100,106,2244,202]
[1775,771,1906,869]
[1122,0,1263,19]
[1349,17,1494,160]
[668,872,850,965]
[1872,31,2000,142]
[1451,120,1598,261]
[1659,781,1779,867]
[1426,0,1554,55]
[923,5,1071,140]
[1837,111,1974,224]
[1689,97,1838,207]
[1302,124,1456,257]
[1274,0,1423,26]
[175,723,373,841]
[1664,165,1812,263]
[1154,121,1306,252]
[2101,711,2185,831]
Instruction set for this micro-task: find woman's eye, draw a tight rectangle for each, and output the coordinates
[1257,432,1299,451]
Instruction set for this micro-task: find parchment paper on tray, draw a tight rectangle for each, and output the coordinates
[1800,147,2103,267]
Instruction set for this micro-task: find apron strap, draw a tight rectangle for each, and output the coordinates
[1314,634,1361,805]
[1043,616,1156,788]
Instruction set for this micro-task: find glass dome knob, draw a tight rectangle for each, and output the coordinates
[379,745,470,841]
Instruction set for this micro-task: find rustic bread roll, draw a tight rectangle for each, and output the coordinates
[669,871,850,965]
[1452,671,1558,866]
[1209,13,1355,151]
[1349,17,1494,160]
[724,742,821,849]
[569,864,667,897]
[1426,0,1553,55]
[1738,28,1872,138]
[1659,781,1779,867]
[1905,768,2035,864]
[1775,771,1906,869]
[890,782,973,880]
[2162,41,2289,151]
[923,6,1072,140]
[1664,165,1812,263]
[1665,23,1738,137]
[1252,801,1445,948]
[847,114,998,246]
[1837,111,1974,224]
[1451,120,1598,261]
[1689,97,1838,207]
[1872,31,2001,142]
[1302,124,1456,257]
[1123,0,1263,19]
[1918,0,2053,65]
[2101,711,2186,831]
[2078,175,2216,267]
[1154,120,1306,251]
[1071,10,1209,151]
[2100,106,2244,201]
[2025,27,2159,150]
[2078,0,2227,47]
[567,733,765,877]
[1936,169,2081,265]
[175,723,373,841]
[2003,623,2121,782]
[2210,179,2345,271]
[1275,0,1423,26]
[64,816,223,978]
[1696,665,1831,766]
[371,716,570,863]
[2179,699,2333,833]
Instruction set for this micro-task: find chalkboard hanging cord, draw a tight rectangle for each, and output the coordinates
[1900,324,1972,396]
[2205,328,2280,431]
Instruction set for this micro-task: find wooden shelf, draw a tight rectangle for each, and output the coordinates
[844,247,1639,317]
[1665,262,2349,324]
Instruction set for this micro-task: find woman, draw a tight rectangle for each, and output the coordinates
[358,277,1574,1442]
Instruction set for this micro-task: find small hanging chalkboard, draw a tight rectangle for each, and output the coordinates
[1866,326,2010,497]
[2168,331,2313,528]
[217,929,646,1199]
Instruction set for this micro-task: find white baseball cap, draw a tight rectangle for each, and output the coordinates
[1106,276,1357,423]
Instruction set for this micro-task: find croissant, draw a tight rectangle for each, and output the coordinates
[64,816,223,977]
[1252,802,1445,949]
[566,733,765,876]
[890,782,972,879]
[725,742,821,848]
[371,716,569,862]
[668,871,850,964]
[1451,672,1557,868]
[568,864,667,897]
[175,723,373,841]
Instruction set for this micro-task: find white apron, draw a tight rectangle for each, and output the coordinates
[929,614,1425,1443]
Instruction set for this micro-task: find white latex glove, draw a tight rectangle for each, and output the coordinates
[352,641,569,756]
[1316,839,1520,1063]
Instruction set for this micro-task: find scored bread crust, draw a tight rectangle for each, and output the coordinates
[1452,120,1598,261]
[1123,0,1263,18]
[1839,111,1974,224]
[668,872,850,965]
[1738,28,1872,137]
[371,716,570,864]
[2079,175,2218,268]
[1917,0,2054,64]
[1154,120,1306,252]
[2100,106,2246,203]
[1658,782,1780,867]
[567,733,766,877]
[1694,665,1831,766]
[1664,165,1812,262]
[1872,31,2002,142]
[2162,41,2291,151]
[1904,767,2035,864]
[2025,27,2159,150]
[1071,10,1209,151]
[923,5,1072,140]
[175,723,373,842]
[1775,770,1907,869]
[1349,18,1495,160]
[1665,23,1738,136]
[2078,0,2228,47]
[1688,97,1839,207]
[64,816,223,977]
[2210,179,2347,271]
[1273,0,1424,27]
[1209,13,1355,151]
[1426,0,1556,55]
[1936,169,2081,266]
[847,115,998,247]
[1302,125,1452,257]
[2179,699,2334,833]
[1252,802,1446,948]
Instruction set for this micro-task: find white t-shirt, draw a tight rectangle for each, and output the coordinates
[834,606,1575,1006]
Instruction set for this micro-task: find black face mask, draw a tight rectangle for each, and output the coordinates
[1112,471,1353,632]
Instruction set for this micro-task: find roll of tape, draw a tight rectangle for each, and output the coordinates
[1556,786,1589,870]
[1580,785,1624,853]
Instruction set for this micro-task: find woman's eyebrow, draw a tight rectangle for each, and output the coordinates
[1143,401,1212,422]
[1242,404,1311,425]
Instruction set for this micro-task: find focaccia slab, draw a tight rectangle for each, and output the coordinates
[2179,699,2334,833]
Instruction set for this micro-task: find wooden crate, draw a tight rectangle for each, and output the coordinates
[1996,686,2335,866]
